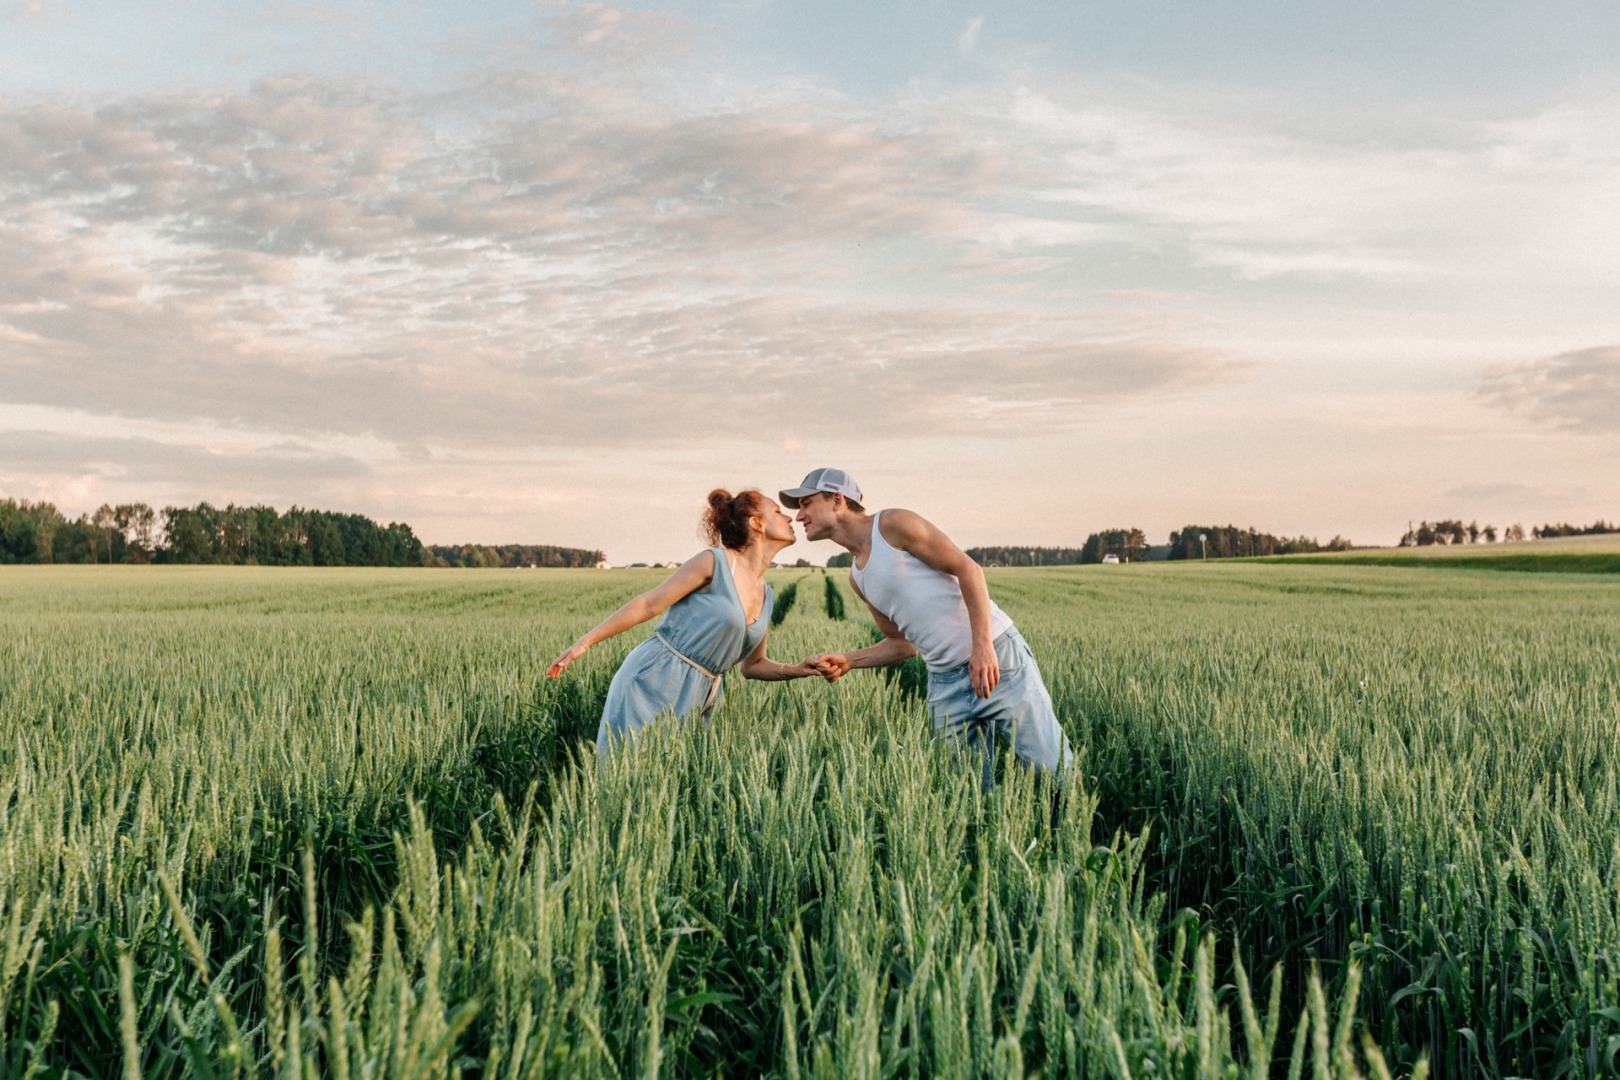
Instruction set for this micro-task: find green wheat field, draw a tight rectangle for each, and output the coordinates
[1,562,1617,1079]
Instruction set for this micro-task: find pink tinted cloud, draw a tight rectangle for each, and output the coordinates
[1479,345,1620,433]
[0,70,1230,452]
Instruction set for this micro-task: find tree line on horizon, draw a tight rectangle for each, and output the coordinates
[1396,518,1617,546]
[0,497,608,568]
[428,544,605,568]
[963,545,1092,567]
[5,495,1612,568]
[1400,519,1516,546]
[963,516,1616,565]
[0,499,425,567]
[1530,519,1617,539]
[965,526,1353,565]
[1165,525,1354,560]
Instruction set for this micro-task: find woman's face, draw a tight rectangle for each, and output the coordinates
[755,498,797,546]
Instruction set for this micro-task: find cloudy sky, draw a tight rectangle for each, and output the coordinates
[2,0,1617,561]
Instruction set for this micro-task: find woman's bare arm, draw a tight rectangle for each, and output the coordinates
[737,634,820,681]
[547,552,716,678]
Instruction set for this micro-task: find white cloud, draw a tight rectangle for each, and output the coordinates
[1479,345,1620,433]
[958,17,983,58]
[0,429,368,484]
[0,64,1241,460]
[1007,88,1620,287]
[0,0,66,24]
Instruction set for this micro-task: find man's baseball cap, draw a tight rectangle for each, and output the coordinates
[779,467,864,511]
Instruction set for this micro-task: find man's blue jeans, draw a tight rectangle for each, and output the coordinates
[925,626,1073,791]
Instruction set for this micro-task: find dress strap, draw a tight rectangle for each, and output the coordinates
[709,547,735,593]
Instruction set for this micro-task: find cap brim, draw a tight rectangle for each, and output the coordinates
[779,488,861,511]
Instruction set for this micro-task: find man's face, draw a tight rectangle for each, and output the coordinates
[794,491,839,541]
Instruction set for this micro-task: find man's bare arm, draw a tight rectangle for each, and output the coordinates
[879,509,1000,698]
[806,577,917,680]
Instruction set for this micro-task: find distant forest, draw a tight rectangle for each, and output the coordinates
[5,496,1611,569]
[962,518,1616,564]
[965,546,1090,566]
[968,527,1352,564]
[0,499,424,566]
[1167,525,1352,559]
[1082,530,1150,562]
[0,498,611,568]
[963,526,1353,565]
[1397,519,1618,545]
[429,544,604,568]
[1400,520,1516,545]
[1532,520,1617,539]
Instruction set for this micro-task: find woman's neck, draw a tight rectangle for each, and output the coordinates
[729,537,785,579]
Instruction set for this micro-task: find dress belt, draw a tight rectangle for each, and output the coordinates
[655,631,723,712]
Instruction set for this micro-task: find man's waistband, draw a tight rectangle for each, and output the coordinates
[926,626,1023,676]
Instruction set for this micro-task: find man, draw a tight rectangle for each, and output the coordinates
[780,467,1073,789]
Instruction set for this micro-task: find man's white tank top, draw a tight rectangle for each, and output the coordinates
[849,511,1014,672]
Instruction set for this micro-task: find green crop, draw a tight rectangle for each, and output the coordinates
[824,574,847,621]
[4,560,1613,1077]
[998,564,1620,1078]
[772,580,798,627]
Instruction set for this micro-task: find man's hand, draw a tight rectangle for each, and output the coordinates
[969,638,1000,699]
[806,653,851,681]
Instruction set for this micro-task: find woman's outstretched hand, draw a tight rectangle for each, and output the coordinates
[548,641,590,679]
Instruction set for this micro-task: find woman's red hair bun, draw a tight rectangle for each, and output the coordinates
[704,489,766,550]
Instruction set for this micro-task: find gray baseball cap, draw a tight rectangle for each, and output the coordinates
[779,467,864,511]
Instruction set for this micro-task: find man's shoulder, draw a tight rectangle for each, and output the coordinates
[876,508,931,548]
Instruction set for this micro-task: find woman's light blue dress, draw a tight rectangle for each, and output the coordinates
[596,549,775,750]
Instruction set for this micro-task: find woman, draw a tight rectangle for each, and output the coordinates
[548,489,819,750]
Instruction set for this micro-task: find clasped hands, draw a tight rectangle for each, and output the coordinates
[802,653,851,682]
[808,643,1000,699]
